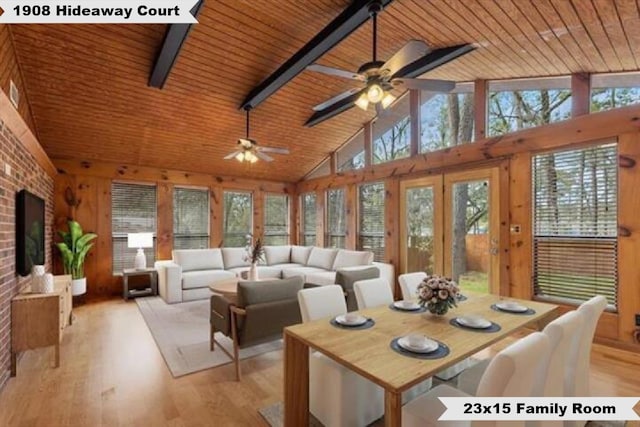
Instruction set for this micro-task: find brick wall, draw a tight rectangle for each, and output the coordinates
[0,117,54,390]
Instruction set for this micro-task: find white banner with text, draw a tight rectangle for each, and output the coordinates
[0,0,200,23]
[439,397,640,421]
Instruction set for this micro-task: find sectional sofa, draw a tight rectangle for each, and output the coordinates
[154,245,394,304]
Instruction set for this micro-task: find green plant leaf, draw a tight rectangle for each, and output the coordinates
[68,220,83,251]
[76,233,97,249]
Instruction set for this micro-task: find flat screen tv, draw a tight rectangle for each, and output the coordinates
[16,189,45,277]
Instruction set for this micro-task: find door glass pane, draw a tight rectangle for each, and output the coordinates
[451,180,489,293]
[405,186,435,274]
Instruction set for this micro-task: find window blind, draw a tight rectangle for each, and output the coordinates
[223,191,253,247]
[264,194,289,245]
[358,182,385,261]
[326,188,346,248]
[173,187,210,250]
[112,182,157,274]
[301,193,316,246]
[532,143,618,308]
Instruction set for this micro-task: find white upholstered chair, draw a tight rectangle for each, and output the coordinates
[353,278,433,404]
[402,332,551,427]
[398,272,427,300]
[297,285,384,427]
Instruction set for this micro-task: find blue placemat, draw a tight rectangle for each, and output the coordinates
[388,303,427,314]
[449,317,501,333]
[330,317,375,330]
[389,337,450,360]
[490,304,536,315]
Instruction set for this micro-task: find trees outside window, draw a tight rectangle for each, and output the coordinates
[590,72,640,112]
[223,191,252,247]
[264,194,289,245]
[173,187,209,250]
[420,90,474,153]
[358,182,385,261]
[326,189,346,248]
[300,193,316,246]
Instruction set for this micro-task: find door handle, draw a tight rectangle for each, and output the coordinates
[490,238,499,255]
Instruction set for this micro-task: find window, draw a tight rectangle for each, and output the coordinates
[264,194,289,245]
[173,187,209,250]
[326,188,346,248]
[488,77,572,137]
[420,83,474,153]
[223,191,252,247]
[358,182,385,261]
[372,94,411,164]
[306,158,331,180]
[300,192,317,246]
[338,131,366,172]
[112,182,156,274]
[591,72,640,113]
[532,143,617,308]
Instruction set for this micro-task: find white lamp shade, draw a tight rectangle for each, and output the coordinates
[127,233,153,248]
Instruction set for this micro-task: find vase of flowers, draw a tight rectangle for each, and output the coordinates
[244,236,264,281]
[417,275,460,316]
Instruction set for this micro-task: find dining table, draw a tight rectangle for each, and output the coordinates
[283,292,559,427]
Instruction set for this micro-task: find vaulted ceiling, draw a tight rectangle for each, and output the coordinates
[10,0,640,182]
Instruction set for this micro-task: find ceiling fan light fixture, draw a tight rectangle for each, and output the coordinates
[381,92,396,109]
[367,83,384,103]
[355,93,370,111]
[235,152,245,162]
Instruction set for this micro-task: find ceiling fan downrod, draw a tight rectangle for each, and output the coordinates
[369,0,383,63]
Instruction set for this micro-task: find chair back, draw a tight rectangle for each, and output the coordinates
[398,272,427,300]
[539,310,582,397]
[335,267,380,311]
[354,278,393,309]
[298,285,347,323]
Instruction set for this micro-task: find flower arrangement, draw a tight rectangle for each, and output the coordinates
[416,275,460,315]
[244,235,265,265]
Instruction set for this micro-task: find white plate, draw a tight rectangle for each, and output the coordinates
[496,301,529,313]
[335,314,368,326]
[456,315,492,329]
[398,336,439,354]
[393,300,421,311]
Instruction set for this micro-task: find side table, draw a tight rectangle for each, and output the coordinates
[123,268,158,300]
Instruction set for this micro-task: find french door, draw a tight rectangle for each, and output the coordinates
[400,166,504,295]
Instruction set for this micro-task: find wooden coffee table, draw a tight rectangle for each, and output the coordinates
[209,278,240,304]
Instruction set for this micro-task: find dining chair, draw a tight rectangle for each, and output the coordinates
[353,278,433,404]
[297,285,385,427]
[398,272,427,300]
[402,332,551,427]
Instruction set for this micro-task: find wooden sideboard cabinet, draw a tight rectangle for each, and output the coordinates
[11,275,73,376]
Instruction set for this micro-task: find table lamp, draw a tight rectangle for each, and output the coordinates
[127,233,153,270]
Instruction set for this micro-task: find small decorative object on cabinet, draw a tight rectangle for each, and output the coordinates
[11,275,73,376]
[55,220,97,296]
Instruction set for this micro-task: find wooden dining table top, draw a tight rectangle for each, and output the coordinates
[284,293,559,393]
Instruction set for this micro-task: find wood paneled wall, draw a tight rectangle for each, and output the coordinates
[53,159,295,297]
[294,102,640,349]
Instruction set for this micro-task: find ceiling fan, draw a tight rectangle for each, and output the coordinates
[305,0,474,126]
[224,108,290,163]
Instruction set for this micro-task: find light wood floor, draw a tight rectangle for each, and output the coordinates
[0,299,639,427]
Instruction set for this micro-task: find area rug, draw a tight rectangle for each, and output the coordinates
[136,296,282,377]
[258,402,625,427]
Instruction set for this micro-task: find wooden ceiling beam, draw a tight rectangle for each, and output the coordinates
[148,0,205,89]
[240,0,395,110]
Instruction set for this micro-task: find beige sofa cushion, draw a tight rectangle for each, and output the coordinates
[306,247,338,270]
[305,271,337,286]
[332,249,374,270]
[222,247,251,269]
[182,269,235,289]
[282,266,328,280]
[264,245,291,265]
[291,246,313,265]
[173,248,224,271]
[228,266,282,279]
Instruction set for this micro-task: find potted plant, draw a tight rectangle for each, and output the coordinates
[56,220,97,296]
[243,235,264,281]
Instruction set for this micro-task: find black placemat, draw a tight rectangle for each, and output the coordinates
[388,303,427,314]
[389,337,450,360]
[490,304,536,315]
[449,317,501,333]
[330,317,375,330]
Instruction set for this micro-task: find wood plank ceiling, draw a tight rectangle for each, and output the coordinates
[9,0,640,182]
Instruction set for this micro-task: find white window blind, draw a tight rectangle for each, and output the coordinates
[326,188,346,248]
[532,143,618,308]
[358,182,385,262]
[223,191,253,247]
[173,187,210,250]
[264,194,289,245]
[112,182,157,274]
[301,193,316,246]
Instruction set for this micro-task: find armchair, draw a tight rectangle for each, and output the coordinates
[209,276,304,380]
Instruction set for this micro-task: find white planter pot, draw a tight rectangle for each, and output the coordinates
[72,278,87,296]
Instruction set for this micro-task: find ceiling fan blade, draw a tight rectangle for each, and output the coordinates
[258,147,290,155]
[224,151,242,160]
[392,78,456,92]
[306,64,364,81]
[255,151,274,162]
[382,40,430,77]
[313,87,363,111]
